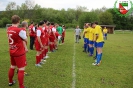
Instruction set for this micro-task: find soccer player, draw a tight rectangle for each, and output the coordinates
[7,15,27,88]
[35,21,45,67]
[29,22,36,50]
[56,24,63,45]
[103,27,108,40]
[88,24,95,56]
[83,23,90,53]
[92,22,104,66]
[62,25,66,44]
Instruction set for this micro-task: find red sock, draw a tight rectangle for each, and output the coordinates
[44,49,46,56]
[50,44,53,51]
[18,70,24,88]
[46,49,48,53]
[8,68,15,83]
[53,44,55,49]
[36,56,40,64]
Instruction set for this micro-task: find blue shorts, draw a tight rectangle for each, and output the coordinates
[89,41,94,45]
[84,38,89,44]
[94,42,97,47]
[104,34,107,37]
[97,42,104,48]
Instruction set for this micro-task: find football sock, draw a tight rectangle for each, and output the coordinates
[100,53,102,61]
[87,45,90,53]
[36,56,40,64]
[8,68,15,83]
[84,44,87,52]
[96,54,101,64]
[18,70,24,88]
[50,44,53,51]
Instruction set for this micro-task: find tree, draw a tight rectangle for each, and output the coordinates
[99,11,113,25]
[78,12,99,28]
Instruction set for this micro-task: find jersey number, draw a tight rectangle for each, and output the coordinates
[8,34,14,44]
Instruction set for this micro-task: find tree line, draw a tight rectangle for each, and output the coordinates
[0,0,133,30]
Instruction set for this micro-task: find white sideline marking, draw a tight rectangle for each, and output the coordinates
[72,36,76,88]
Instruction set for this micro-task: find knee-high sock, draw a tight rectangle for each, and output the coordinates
[87,45,90,53]
[8,68,15,83]
[100,53,102,61]
[84,44,87,51]
[18,70,24,88]
[53,44,55,50]
[96,50,97,57]
[96,54,101,64]
[91,47,94,55]
[36,56,40,64]
[49,44,53,51]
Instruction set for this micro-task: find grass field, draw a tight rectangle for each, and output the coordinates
[0,28,133,88]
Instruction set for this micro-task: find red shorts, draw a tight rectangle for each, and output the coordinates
[45,38,49,46]
[10,54,27,68]
[35,42,42,51]
[49,36,55,42]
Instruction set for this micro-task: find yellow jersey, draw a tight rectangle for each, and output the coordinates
[103,28,108,34]
[94,25,104,42]
[89,27,94,41]
[83,28,90,38]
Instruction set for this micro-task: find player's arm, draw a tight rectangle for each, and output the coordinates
[23,41,28,52]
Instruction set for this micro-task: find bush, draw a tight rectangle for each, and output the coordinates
[1,17,11,27]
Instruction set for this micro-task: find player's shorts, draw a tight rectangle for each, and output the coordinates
[10,54,27,68]
[49,36,55,42]
[45,37,49,46]
[35,41,42,51]
[84,38,89,44]
[94,42,97,48]
[96,42,104,48]
[104,34,107,37]
[89,40,94,45]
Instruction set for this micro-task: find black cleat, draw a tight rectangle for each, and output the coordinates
[9,80,16,86]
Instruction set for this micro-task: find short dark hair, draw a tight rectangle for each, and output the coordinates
[51,22,54,25]
[31,21,34,24]
[43,20,47,23]
[39,21,44,26]
[11,15,20,24]
[94,22,98,25]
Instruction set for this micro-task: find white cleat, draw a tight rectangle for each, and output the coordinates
[92,63,97,66]
[44,56,49,59]
[35,64,42,67]
[40,62,45,65]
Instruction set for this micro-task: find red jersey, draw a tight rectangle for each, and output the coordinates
[29,24,36,37]
[35,27,45,45]
[44,26,49,38]
[7,26,25,57]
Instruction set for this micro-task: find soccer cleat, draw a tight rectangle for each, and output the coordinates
[9,80,16,86]
[40,62,44,65]
[44,56,49,59]
[89,54,93,57]
[92,63,97,66]
[35,64,42,67]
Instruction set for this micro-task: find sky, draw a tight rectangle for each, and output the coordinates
[0,0,127,11]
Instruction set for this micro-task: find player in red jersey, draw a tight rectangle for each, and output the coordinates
[62,25,66,44]
[35,21,45,67]
[29,22,36,50]
[7,15,27,88]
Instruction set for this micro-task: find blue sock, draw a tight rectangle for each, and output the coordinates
[87,46,90,53]
[96,50,97,57]
[92,47,94,55]
[96,54,101,64]
[100,53,102,61]
[84,44,87,51]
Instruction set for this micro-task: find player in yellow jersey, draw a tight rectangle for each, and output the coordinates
[88,24,95,56]
[103,27,108,40]
[83,23,90,53]
[92,22,104,66]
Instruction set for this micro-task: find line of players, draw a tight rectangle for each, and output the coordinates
[7,15,65,88]
[28,20,65,67]
[83,22,107,66]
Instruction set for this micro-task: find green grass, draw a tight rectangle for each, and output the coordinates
[0,28,133,88]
